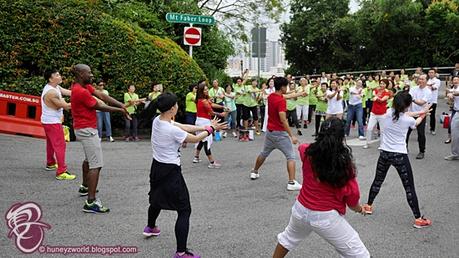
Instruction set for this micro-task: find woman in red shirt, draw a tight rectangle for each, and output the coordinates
[364,79,392,149]
[273,118,369,258]
[194,81,228,168]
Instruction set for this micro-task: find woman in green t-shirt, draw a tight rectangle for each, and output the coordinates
[124,85,145,141]
[185,84,197,125]
[313,82,329,136]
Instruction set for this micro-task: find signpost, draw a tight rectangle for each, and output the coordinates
[166,13,215,58]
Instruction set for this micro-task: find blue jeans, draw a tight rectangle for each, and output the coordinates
[96,111,112,138]
[345,103,364,137]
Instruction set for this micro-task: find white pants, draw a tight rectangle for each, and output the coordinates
[296,105,309,122]
[278,201,369,258]
[366,113,385,143]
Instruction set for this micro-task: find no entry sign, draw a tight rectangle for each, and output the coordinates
[184,27,201,46]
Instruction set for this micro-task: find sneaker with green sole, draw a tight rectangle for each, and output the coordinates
[55,172,76,180]
[45,164,58,171]
[83,199,110,213]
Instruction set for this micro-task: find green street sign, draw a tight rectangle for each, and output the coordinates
[166,13,215,26]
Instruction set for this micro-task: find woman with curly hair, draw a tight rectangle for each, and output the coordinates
[273,117,369,258]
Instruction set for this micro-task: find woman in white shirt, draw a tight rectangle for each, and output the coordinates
[140,92,226,258]
[362,92,432,229]
[326,80,344,119]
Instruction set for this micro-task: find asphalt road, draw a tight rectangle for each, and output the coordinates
[1,98,458,258]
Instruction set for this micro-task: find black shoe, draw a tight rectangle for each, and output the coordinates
[416,152,425,159]
[303,124,308,129]
[312,133,317,137]
[297,130,302,136]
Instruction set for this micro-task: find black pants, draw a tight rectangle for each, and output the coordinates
[124,114,138,137]
[236,104,243,129]
[287,110,300,128]
[148,206,191,252]
[308,105,316,123]
[260,105,265,127]
[406,116,426,153]
[429,103,437,132]
[315,115,324,134]
[367,151,421,218]
[196,141,211,155]
[363,100,373,126]
[448,110,457,134]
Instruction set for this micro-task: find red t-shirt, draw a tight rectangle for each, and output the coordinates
[196,99,212,119]
[371,89,391,115]
[70,83,97,129]
[267,93,287,131]
[296,143,360,215]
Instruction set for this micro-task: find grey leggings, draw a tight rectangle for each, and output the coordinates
[367,150,421,218]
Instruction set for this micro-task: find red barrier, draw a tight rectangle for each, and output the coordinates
[0,90,45,138]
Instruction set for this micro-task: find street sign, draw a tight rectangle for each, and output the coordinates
[184,27,202,46]
[166,13,215,26]
[251,27,267,58]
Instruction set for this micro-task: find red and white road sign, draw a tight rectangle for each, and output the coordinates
[184,27,201,46]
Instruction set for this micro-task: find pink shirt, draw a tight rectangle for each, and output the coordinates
[297,144,360,215]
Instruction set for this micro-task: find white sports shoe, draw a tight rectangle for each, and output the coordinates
[250,171,260,180]
[208,162,221,169]
[359,136,366,140]
[287,180,302,191]
[192,157,201,163]
[222,132,227,138]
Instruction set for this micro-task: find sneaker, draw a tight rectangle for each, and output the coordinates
[431,131,436,135]
[416,152,425,159]
[192,157,201,163]
[55,171,76,180]
[222,132,227,138]
[256,130,261,136]
[208,162,221,169]
[297,130,302,136]
[287,180,302,191]
[172,250,200,258]
[363,145,369,149]
[232,132,237,138]
[445,138,451,144]
[82,199,110,213]
[359,136,366,140]
[413,216,432,228]
[143,226,161,237]
[312,133,317,137]
[45,164,58,171]
[362,204,373,215]
[109,136,115,142]
[250,170,260,180]
[303,124,308,129]
[78,185,99,196]
[444,155,459,161]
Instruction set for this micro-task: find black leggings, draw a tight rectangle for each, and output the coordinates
[196,141,211,156]
[308,105,316,123]
[287,110,300,128]
[148,206,191,252]
[367,151,421,218]
[315,114,324,134]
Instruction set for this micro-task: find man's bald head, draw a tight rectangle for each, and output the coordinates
[72,64,93,85]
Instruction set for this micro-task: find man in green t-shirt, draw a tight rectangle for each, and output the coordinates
[242,79,261,135]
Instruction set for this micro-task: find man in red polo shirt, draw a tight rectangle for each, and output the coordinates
[249,77,304,191]
[71,64,130,213]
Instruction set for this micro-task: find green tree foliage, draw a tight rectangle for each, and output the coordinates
[283,0,459,74]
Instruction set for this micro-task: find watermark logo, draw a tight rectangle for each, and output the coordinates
[5,202,51,254]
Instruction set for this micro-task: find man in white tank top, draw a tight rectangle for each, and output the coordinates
[41,69,75,180]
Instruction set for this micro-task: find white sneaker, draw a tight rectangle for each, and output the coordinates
[359,136,366,140]
[444,155,459,161]
[222,132,227,138]
[250,171,260,180]
[232,132,237,138]
[109,136,115,142]
[208,162,221,169]
[192,157,201,163]
[287,180,302,191]
[431,131,436,135]
[363,145,369,149]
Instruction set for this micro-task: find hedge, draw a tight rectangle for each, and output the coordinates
[0,0,206,126]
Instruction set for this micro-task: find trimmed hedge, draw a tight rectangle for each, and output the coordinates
[0,0,205,112]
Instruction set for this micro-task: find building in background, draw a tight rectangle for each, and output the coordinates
[226,40,288,78]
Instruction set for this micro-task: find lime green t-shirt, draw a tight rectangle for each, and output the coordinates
[185,92,196,113]
[296,84,310,105]
[233,84,245,105]
[342,83,350,101]
[315,89,328,113]
[236,85,251,106]
[124,92,139,115]
[209,87,225,104]
[309,86,318,105]
[287,98,297,111]
[245,86,260,107]
[366,81,379,100]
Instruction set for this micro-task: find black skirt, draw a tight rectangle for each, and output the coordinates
[149,159,191,211]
